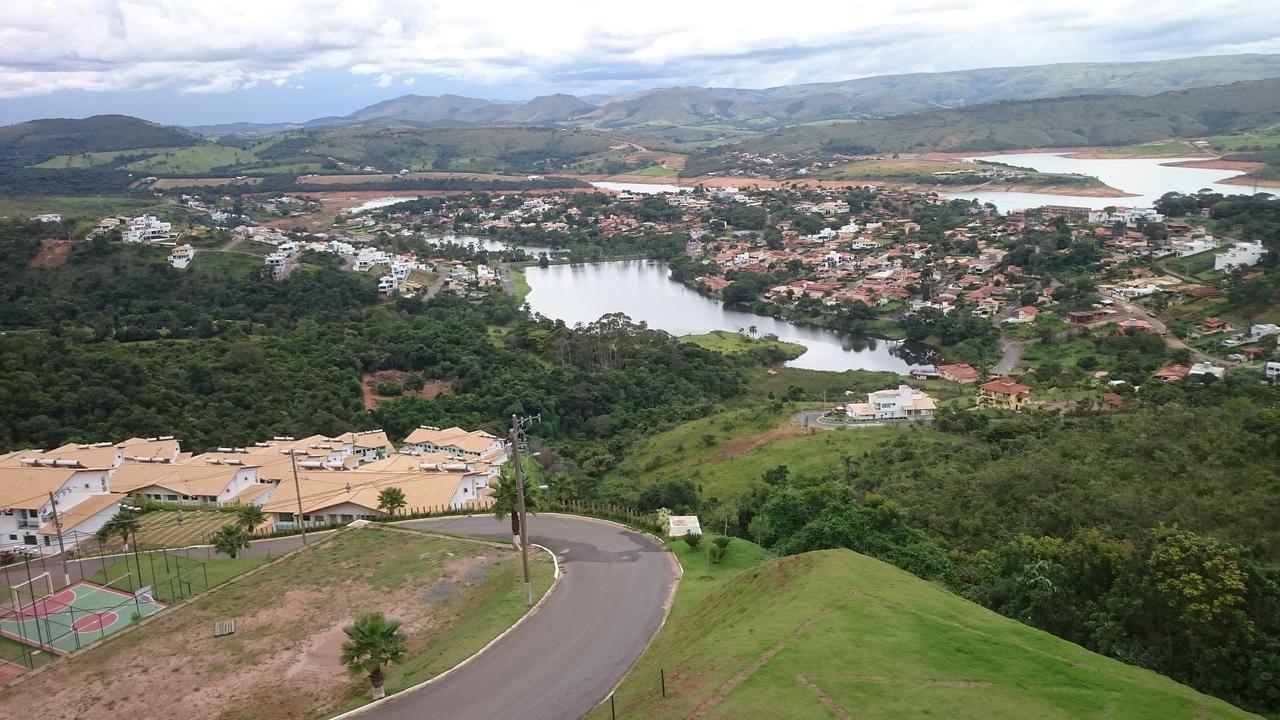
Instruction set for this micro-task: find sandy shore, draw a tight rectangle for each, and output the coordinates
[1217,174,1280,188]
[910,145,1212,161]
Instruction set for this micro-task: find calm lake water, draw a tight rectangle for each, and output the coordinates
[427,234,557,256]
[944,153,1251,211]
[522,260,924,373]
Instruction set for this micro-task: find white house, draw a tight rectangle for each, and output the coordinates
[121,215,172,243]
[1215,241,1265,272]
[0,467,118,554]
[1188,362,1226,379]
[401,426,507,462]
[168,244,195,269]
[109,463,263,506]
[31,213,63,223]
[262,469,488,530]
[845,385,937,422]
[1265,362,1280,384]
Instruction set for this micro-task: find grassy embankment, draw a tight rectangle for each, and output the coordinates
[591,543,1257,720]
[511,267,532,304]
[604,373,971,500]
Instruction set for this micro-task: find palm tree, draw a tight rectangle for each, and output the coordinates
[490,468,538,546]
[748,325,758,338]
[376,487,406,516]
[236,504,265,530]
[100,510,141,551]
[340,612,407,700]
[211,524,250,559]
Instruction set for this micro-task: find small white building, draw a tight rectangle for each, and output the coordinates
[667,515,702,538]
[1265,362,1280,383]
[1215,241,1265,272]
[1188,362,1226,379]
[168,244,195,269]
[31,213,63,223]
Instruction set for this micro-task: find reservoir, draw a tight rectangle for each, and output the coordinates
[521,259,923,373]
[945,153,1252,211]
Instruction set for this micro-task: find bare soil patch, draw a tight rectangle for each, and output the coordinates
[0,529,520,720]
[1161,159,1263,171]
[361,370,455,410]
[714,424,806,461]
[30,239,71,268]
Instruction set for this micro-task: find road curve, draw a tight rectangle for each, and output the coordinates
[362,514,678,720]
[2,514,678,720]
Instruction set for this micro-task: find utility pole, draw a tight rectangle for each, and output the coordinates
[290,452,308,546]
[47,491,70,586]
[509,413,540,607]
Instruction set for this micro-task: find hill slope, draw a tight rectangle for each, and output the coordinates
[695,77,1280,162]
[0,115,201,168]
[595,547,1256,719]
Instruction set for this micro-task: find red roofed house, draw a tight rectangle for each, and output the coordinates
[936,363,979,384]
[977,378,1031,410]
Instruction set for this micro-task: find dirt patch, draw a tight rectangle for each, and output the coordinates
[360,371,455,410]
[29,239,71,268]
[1218,174,1280,188]
[795,673,854,720]
[714,424,806,461]
[443,552,503,581]
[923,679,993,688]
[0,531,514,720]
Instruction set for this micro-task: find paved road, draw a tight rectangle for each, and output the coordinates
[362,515,677,720]
[5,515,679,720]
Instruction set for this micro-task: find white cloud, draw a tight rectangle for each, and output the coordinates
[404,77,416,86]
[375,73,393,88]
[0,0,1276,98]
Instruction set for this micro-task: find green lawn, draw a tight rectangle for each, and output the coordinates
[511,267,532,304]
[0,195,164,219]
[88,553,265,602]
[680,330,805,358]
[592,547,1257,720]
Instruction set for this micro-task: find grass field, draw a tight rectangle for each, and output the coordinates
[628,164,681,177]
[0,195,163,219]
[1,526,554,720]
[512,267,532,304]
[604,401,961,499]
[592,546,1256,719]
[679,330,805,358]
[133,509,239,548]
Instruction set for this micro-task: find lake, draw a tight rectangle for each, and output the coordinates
[522,260,924,373]
[944,153,1252,211]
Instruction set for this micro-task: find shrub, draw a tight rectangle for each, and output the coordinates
[712,535,732,549]
[682,532,703,549]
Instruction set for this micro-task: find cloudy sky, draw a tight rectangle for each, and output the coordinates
[2,0,1279,125]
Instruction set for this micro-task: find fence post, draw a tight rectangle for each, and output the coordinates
[661,668,666,698]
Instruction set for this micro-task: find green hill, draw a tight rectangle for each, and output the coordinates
[595,547,1257,719]
[698,77,1280,162]
[0,114,201,168]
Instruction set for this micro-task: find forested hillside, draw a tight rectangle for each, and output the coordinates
[692,77,1280,161]
[0,115,200,168]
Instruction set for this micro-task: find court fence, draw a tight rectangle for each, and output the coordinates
[0,537,210,677]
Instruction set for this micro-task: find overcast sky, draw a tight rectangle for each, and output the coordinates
[2,0,1279,125]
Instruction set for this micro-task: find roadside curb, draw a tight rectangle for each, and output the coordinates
[327,543,562,720]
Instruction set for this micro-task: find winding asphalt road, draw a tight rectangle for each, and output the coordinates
[4,515,679,720]
[361,515,678,720]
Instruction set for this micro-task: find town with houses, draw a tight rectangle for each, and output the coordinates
[25,175,1280,412]
[0,426,508,556]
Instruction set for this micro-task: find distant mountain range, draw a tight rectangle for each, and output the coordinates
[187,53,1280,137]
[692,77,1280,161]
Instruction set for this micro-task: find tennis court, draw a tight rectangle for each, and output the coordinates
[0,579,164,655]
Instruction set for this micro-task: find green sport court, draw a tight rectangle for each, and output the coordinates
[0,580,165,655]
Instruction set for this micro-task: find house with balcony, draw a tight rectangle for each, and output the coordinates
[0,467,120,554]
[976,378,1032,410]
[401,426,507,462]
[845,385,936,422]
[109,463,264,506]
